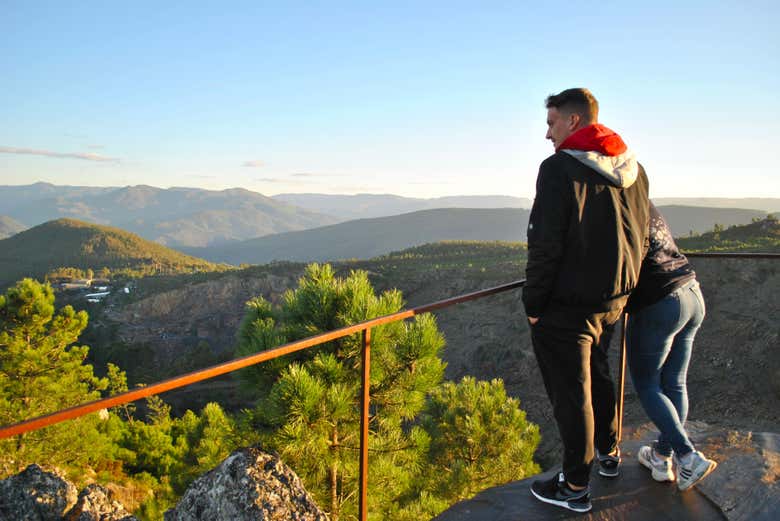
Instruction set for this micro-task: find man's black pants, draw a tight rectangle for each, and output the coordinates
[531,309,621,487]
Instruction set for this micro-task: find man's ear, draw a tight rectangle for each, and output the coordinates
[567,112,581,131]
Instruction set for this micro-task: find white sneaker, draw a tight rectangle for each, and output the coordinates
[638,445,675,482]
[676,450,717,491]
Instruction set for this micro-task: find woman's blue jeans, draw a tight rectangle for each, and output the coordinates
[627,279,705,458]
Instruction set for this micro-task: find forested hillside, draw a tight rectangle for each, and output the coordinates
[0,218,224,287]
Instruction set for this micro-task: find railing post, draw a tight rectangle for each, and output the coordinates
[359,327,371,521]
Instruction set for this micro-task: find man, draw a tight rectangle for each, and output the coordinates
[523,88,649,513]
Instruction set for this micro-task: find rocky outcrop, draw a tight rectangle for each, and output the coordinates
[164,445,327,521]
[2,448,327,521]
[0,464,78,521]
[165,447,327,521]
[0,466,136,521]
[663,423,780,521]
[64,484,137,521]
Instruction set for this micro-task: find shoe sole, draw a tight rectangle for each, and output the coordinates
[598,466,619,478]
[638,450,675,482]
[678,460,717,491]
[530,486,592,513]
[598,456,620,478]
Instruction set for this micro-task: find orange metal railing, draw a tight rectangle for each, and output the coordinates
[685,252,780,259]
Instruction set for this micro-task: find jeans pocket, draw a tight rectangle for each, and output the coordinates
[689,283,706,317]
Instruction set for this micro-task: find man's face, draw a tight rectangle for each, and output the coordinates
[545,107,579,150]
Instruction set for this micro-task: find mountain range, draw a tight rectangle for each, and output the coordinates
[1,183,775,253]
[1,207,775,294]
[183,205,766,265]
[274,194,780,220]
[0,183,338,248]
[182,208,531,265]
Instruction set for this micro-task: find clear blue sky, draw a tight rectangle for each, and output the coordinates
[2,1,778,199]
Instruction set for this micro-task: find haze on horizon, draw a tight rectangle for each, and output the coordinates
[1,1,778,200]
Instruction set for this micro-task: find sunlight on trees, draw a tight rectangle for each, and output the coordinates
[236,263,539,520]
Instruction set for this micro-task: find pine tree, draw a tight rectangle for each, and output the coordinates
[236,264,541,520]
[169,402,240,493]
[0,278,113,477]
[419,377,540,502]
[236,264,446,521]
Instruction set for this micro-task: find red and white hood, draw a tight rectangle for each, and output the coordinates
[558,124,639,188]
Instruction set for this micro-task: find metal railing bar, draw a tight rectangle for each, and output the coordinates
[0,279,526,440]
[684,252,780,259]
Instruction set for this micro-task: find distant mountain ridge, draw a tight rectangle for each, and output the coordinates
[0,183,338,248]
[272,193,534,221]
[273,193,780,221]
[653,197,780,213]
[184,208,532,265]
[0,218,221,287]
[2,183,775,251]
[186,205,766,265]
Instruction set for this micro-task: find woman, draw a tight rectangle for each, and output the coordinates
[626,203,717,491]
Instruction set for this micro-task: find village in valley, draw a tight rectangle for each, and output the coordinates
[50,275,132,303]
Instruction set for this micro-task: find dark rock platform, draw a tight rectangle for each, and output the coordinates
[435,425,778,521]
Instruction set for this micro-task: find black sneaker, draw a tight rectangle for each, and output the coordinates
[530,472,592,513]
[597,447,621,478]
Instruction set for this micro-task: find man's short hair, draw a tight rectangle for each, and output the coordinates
[545,88,598,123]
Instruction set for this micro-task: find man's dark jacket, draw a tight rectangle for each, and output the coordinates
[522,150,650,324]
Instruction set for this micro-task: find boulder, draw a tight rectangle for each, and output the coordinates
[0,464,78,521]
[0,466,137,521]
[164,445,327,521]
[64,484,137,521]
